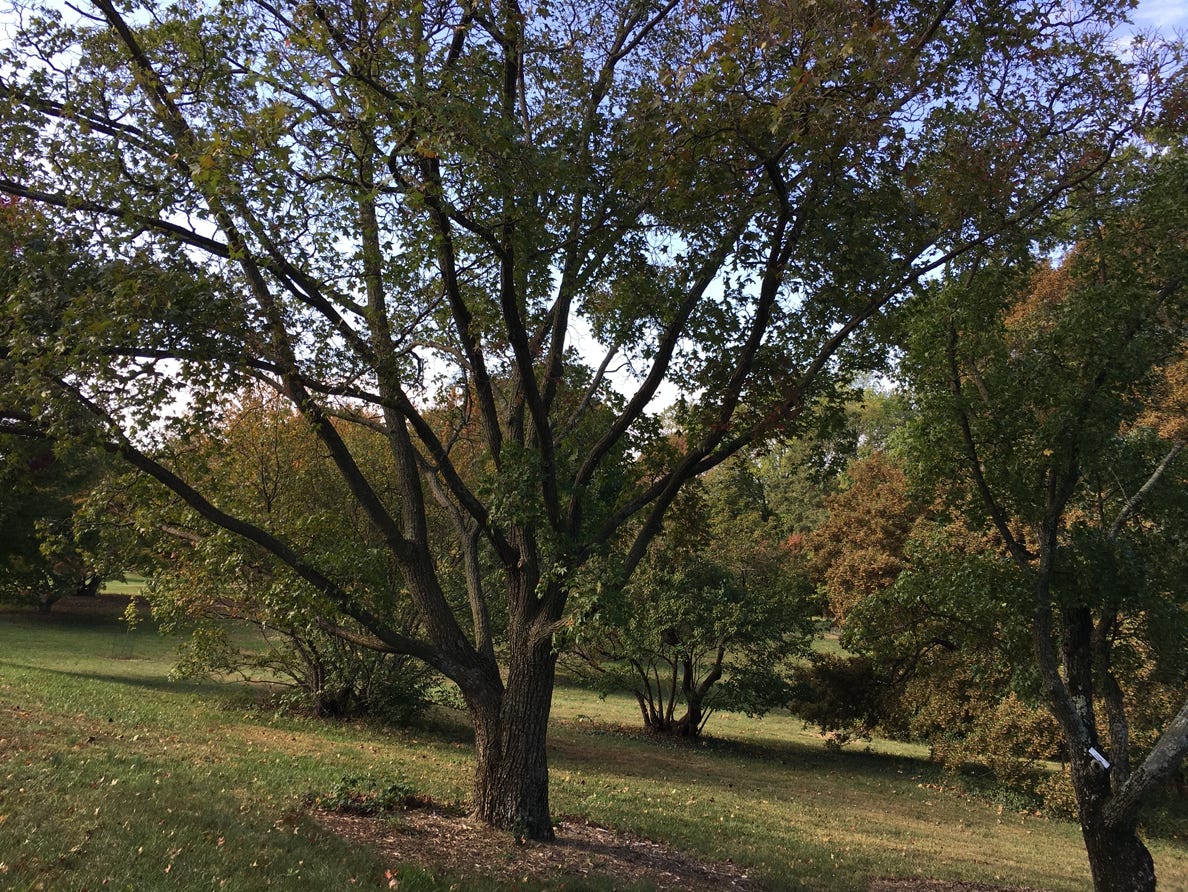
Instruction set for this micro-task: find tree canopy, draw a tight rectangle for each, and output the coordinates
[568,455,813,738]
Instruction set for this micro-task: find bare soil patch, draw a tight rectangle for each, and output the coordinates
[317,805,757,890]
[870,884,1046,892]
[316,805,1049,891]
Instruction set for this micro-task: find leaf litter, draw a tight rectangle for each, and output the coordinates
[315,803,1048,891]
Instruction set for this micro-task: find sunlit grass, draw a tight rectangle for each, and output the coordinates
[547,688,1090,891]
[99,574,149,597]
[1,601,1185,891]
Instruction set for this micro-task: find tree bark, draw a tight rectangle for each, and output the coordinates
[1081,821,1155,892]
[467,638,557,841]
[1076,766,1157,892]
[673,696,704,738]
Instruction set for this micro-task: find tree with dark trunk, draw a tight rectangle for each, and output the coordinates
[0,0,1158,838]
[900,144,1188,890]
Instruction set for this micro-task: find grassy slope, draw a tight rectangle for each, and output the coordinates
[0,600,1184,892]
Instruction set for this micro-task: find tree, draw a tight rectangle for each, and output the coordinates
[0,434,111,611]
[113,387,433,720]
[754,385,911,540]
[0,0,1154,838]
[806,451,923,622]
[569,457,813,737]
[826,510,1063,781]
[0,197,115,611]
[793,450,1052,773]
[898,145,1188,890]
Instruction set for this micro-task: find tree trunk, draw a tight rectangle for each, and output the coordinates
[673,696,703,738]
[1070,754,1156,891]
[75,575,101,598]
[468,640,557,841]
[1081,815,1155,892]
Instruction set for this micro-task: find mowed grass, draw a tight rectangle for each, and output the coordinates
[1,599,1185,892]
[98,575,150,597]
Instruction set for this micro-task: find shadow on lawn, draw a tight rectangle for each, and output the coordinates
[550,715,940,788]
[2,661,231,698]
[1,593,147,624]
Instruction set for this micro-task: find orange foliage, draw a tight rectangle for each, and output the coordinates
[1137,350,1188,443]
[805,453,922,623]
[1003,260,1073,336]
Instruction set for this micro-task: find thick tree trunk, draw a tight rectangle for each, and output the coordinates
[673,696,703,738]
[468,640,557,841]
[1034,586,1158,892]
[1081,814,1155,892]
[1064,719,1157,892]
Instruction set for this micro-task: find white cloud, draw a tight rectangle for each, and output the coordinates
[1132,0,1188,32]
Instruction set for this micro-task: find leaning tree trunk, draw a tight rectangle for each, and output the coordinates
[467,632,558,841]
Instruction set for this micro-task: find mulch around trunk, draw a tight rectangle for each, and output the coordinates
[315,804,1049,891]
[316,805,757,890]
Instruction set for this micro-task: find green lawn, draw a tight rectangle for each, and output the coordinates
[99,575,149,597]
[1,598,1185,891]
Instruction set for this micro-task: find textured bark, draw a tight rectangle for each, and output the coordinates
[468,642,557,841]
[1081,810,1156,892]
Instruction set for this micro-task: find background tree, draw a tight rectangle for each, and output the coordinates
[792,449,1055,775]
[898,143,1188,890]
[806,451,923,623]
[0,196,116,612]
[0,0,1154,838]
[0,435,112,612]
[569,456,813,738]
[111,387,433,721]
[756,385,911,541]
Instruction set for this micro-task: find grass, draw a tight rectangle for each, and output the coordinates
[1,597,1185,891]
[99,574,149,597]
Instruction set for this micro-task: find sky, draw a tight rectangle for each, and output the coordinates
[1131,0,1188,32]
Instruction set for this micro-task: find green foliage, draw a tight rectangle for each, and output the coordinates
[308,774,422,816]
[0,434,113,611]
[172,619,432,724]
[0,0,1164,838]
[793,443,1063,788]
[789,653,896,747]
[122,389,434,722]
[569,457,815,736]
[894,142,1188,885]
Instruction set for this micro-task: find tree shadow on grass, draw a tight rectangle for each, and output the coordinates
[3,662,232,698]
[547,717,945,802]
